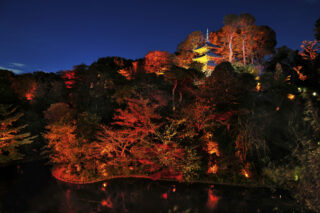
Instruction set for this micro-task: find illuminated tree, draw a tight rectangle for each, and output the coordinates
[217,14,240,62]
[216,14,276,65]
[11,74,37,101]
[0,105,35,163]
[44,123,77,166]
[144,51,172,75]
[174,31,205,68]
[299,40,319,61]
[43,103,77,168]
[98,96,162,170]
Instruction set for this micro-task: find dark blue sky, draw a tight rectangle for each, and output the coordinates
[0,0,319,74]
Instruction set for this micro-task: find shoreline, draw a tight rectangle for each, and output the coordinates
[51,165,271,189]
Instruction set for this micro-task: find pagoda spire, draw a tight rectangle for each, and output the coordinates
[193,28,222,77]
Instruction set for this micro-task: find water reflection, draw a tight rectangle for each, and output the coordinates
[0,163,299,213]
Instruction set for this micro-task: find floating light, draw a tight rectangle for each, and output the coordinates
[256,82,261,92]
[287,94,295,100]
[312,92,317,96]
[172,185,176,192]
[242,169,250,178]
[162,192,168,199]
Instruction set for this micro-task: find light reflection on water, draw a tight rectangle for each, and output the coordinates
[0,162,299,213]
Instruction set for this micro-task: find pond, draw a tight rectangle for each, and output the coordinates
[0,161,300,213]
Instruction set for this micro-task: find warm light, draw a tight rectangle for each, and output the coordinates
[298,87,302,92]
[129,166,134,171]
[172,185,176,192]
[207,164,218,174]
[312,92,317,96]
[207,141,220,156]
[101,197,113,208]
[162,192,168,199]
[25,93,33,101]
[102,182,107,187]
[287,94,295,100]
[276,107,280,111]
[242,169,250,178]
[256,82,261,92]
[207,188,220,210]
[25,82,37,101]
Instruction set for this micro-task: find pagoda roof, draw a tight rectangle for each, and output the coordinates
[193,55,209,63]
[207,52,222,58]
[194,42,219,50]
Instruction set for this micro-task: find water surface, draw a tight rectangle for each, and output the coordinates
[0,162,300,213]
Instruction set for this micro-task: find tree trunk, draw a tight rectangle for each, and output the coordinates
[172,80,178,111]
[242,39,246,65]
[179,91,183,103]
[229,35,233,63]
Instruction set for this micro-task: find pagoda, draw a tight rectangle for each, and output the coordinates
[193,29,221,76]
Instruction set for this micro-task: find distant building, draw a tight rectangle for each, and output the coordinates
[193,29,221,76]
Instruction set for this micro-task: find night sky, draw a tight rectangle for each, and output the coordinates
[0,0,319,74]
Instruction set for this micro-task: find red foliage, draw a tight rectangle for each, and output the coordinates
[299,40,319,61]
[144,51,172,75]
[62,70,76,88]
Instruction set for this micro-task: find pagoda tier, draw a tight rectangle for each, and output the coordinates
[192,29,221,76]
[193,43,220,55]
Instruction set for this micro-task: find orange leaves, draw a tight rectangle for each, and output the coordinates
[98,96,162,163]
[207,164,218,174]
[44,124,77,164]
[0,105,33,158]
[293,66,307,81]
[25,81,37,101]
[112,97,162,134]
[299,40,319,61]
[207,141,220,156]
[118,69,132,80]
[144,51,172,75]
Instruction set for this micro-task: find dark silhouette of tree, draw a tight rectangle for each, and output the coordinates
[315,18,320,41]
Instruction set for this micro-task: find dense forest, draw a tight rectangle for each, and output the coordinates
[1,14,319,212]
